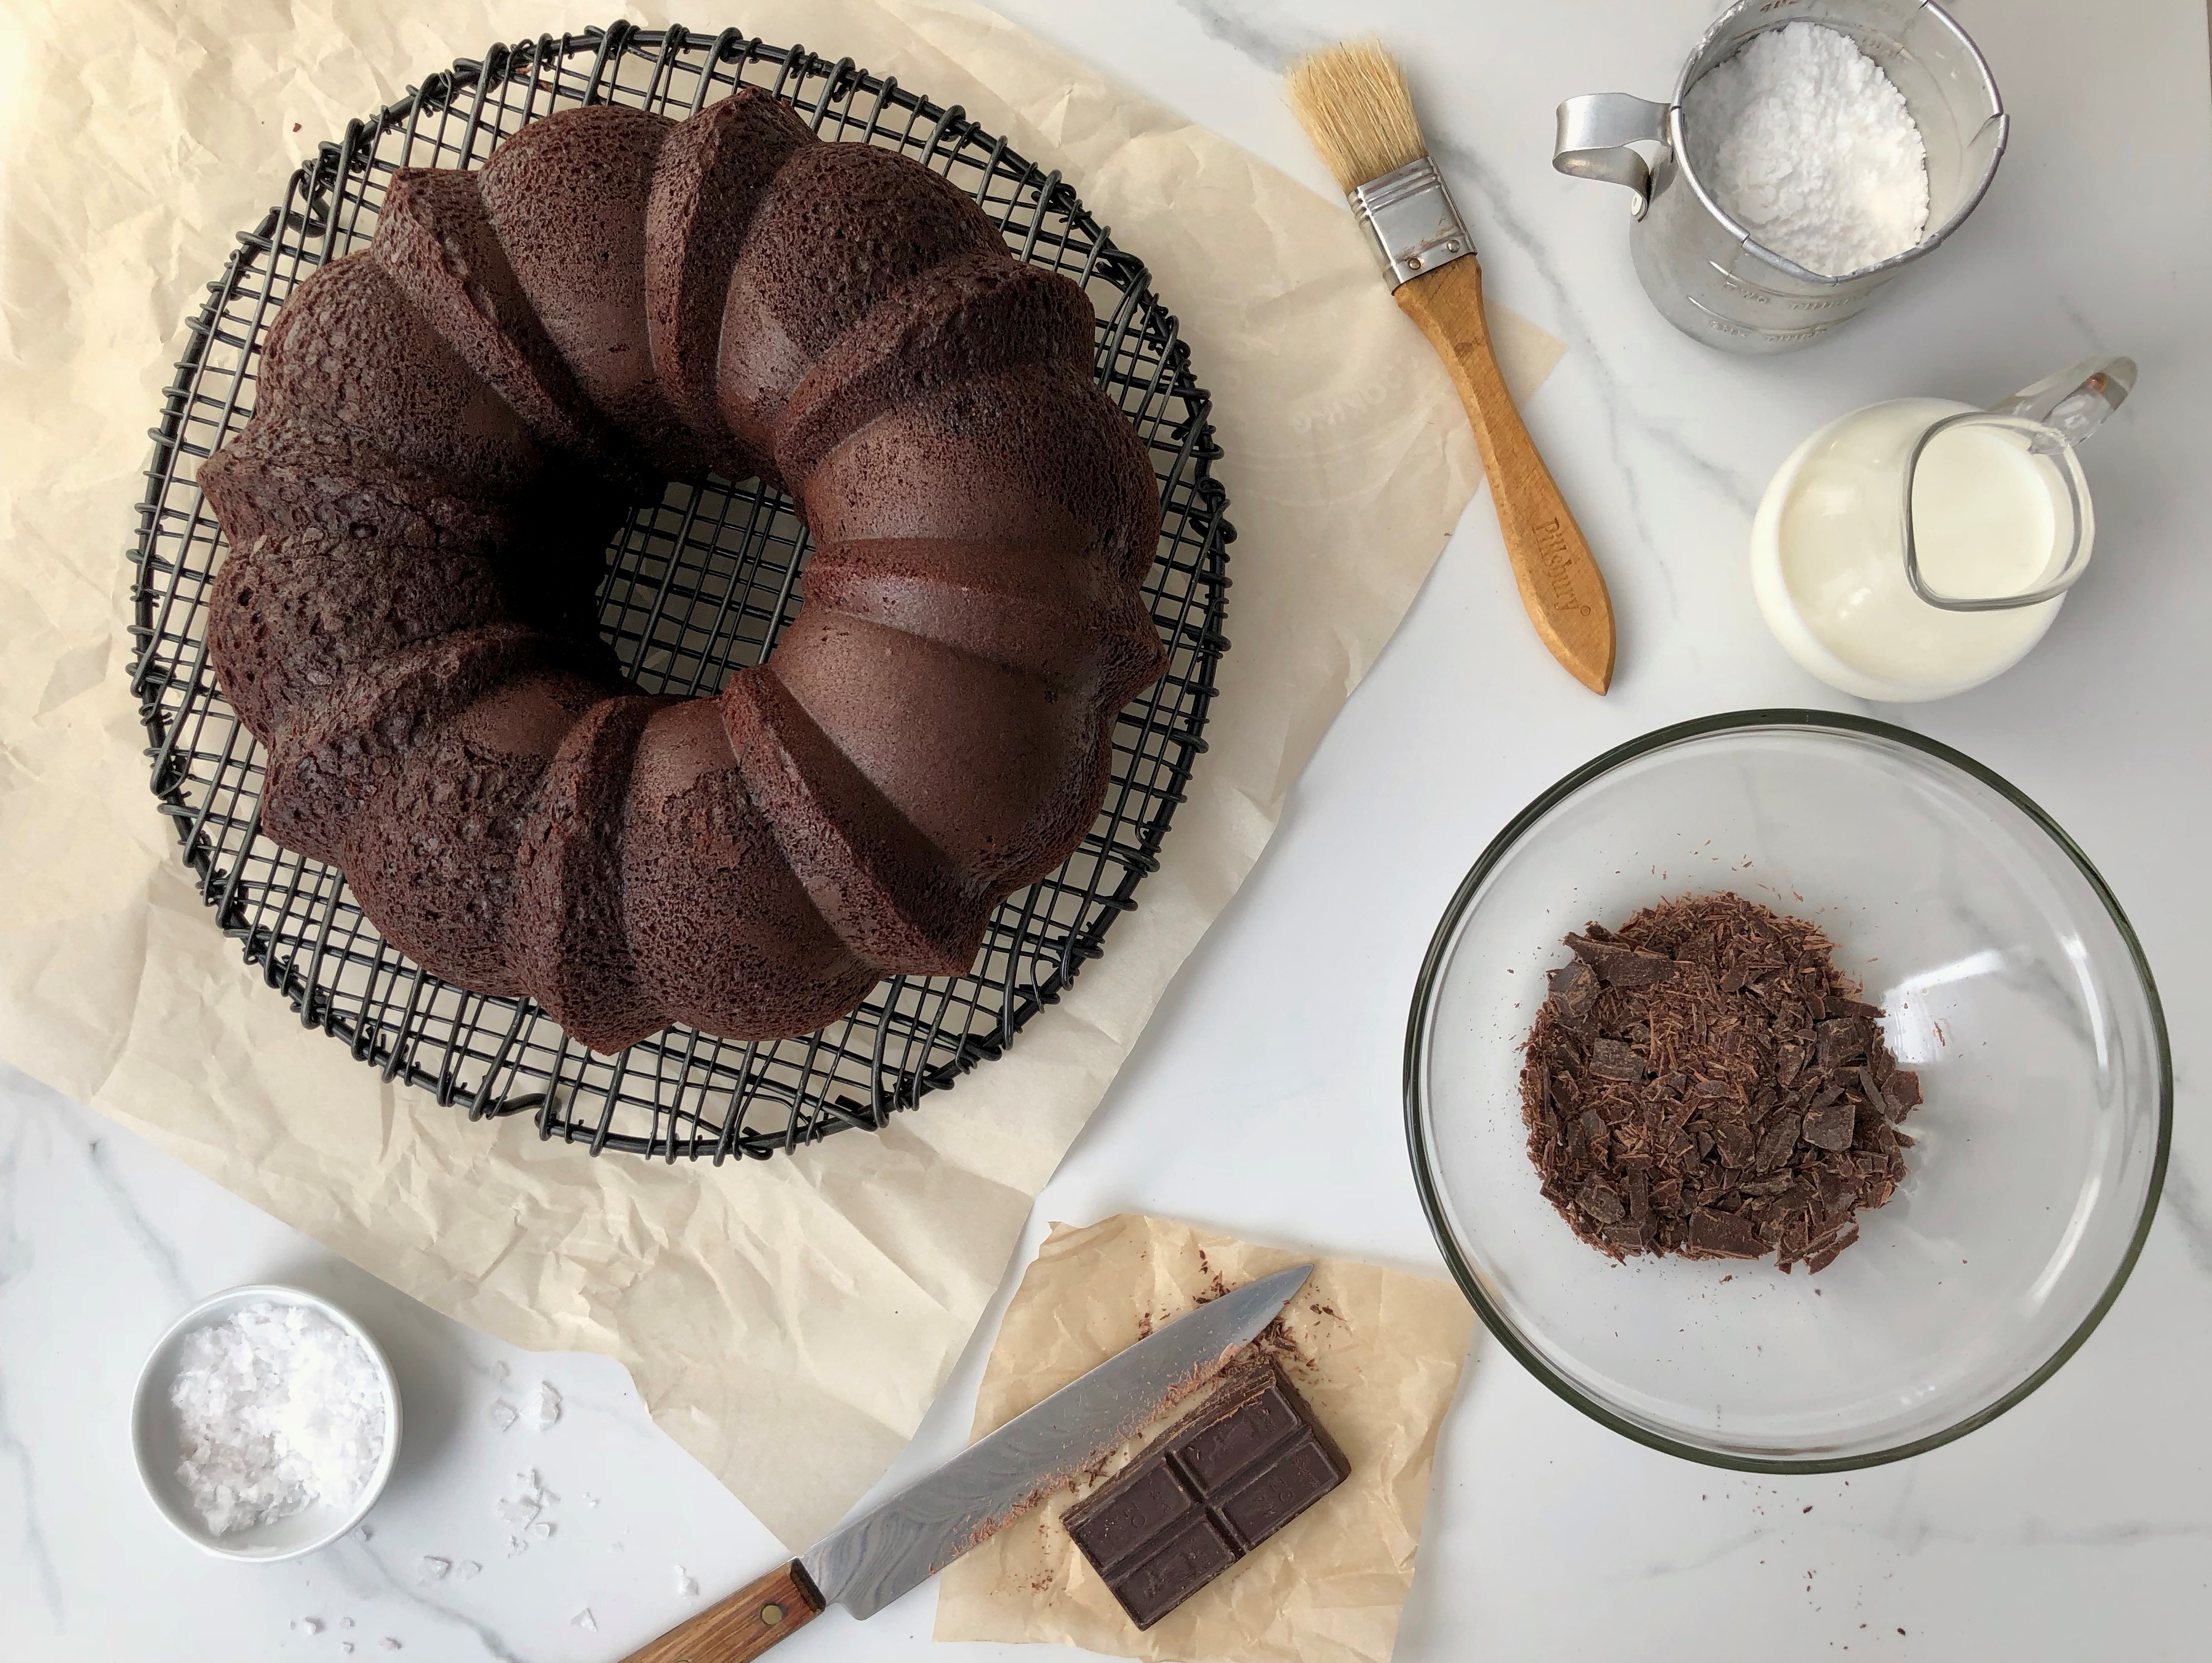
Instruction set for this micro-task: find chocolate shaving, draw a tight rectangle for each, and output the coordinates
[1518,893,1925,1275]
[1856,1065,1892,1122]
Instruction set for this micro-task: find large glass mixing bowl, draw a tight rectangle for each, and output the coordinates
[1406,712,2168,1468]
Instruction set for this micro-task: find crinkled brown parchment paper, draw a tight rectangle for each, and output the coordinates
[935,1214,1477,1663]
[0,0,1553,1548]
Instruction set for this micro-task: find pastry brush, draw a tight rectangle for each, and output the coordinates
[1287,40,1615,694]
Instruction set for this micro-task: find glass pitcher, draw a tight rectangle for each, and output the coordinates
[1750,359,2134,702]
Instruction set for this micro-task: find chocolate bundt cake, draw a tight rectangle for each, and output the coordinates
[199,94,1165,1051]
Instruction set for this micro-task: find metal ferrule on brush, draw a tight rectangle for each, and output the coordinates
[1349,156,1472,288]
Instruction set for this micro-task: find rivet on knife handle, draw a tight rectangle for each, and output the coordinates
[619,1560,824,1663]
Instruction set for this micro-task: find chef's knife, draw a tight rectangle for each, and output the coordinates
[619,1263,1313,1662]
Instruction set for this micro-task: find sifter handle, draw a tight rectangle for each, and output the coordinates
[1553,94,1670,219]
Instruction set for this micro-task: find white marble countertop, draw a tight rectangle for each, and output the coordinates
[6,0,2210,1657]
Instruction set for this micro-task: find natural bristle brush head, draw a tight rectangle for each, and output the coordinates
[1284,38,1429,194]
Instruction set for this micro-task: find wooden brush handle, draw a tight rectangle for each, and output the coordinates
[620,1562,824,1663]
[1395,255,1615,694]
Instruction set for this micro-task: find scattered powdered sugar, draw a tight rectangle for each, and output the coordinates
[1684,21,1928,276]
[168,1301,388,1536]
[675,1565,699,1598]
[521,1382,562,1431]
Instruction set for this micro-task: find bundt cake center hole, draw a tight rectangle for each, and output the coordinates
[597,474,809,700]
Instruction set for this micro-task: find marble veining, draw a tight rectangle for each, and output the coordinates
[1173,0,1322,71]
[0,1066,797,1660]
[1175,0,1765,655]
[85,1133,194,1303]
[7,1,2211,1658]
[0,1107,67,1628]
[318,1535,534,1663]
[2153,1154,2212,1279]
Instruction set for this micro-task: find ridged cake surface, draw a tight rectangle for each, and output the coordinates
[202,88,1165,1050]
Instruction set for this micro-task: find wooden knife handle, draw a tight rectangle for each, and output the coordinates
[1394,254,1615,694]
[620,1560,824,1663]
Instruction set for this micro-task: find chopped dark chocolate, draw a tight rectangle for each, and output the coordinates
[1688,1207,1765,1259]
[1577,1181,1626,1224]
[1547,958,1601,1021]
[1062,1359,1349,1631]
[1590,1038,1648,1081]
[1567,934,1679,989]
[1518,892,1925,1275]
[1752,1111,1803,1173]
[1815,1017,1865,1071]
[1857,1065,1894,1121]
[1776,1042,1809,1087]
[1802,1095,1857,1152]
[1803,1216,1861,1274]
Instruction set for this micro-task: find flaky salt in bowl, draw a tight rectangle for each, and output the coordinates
[132,1285,400,1560]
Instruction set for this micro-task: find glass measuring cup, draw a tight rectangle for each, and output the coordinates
[1750,358,2134,702]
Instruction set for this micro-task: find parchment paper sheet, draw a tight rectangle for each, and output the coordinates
[0,0,1553,1548]
[935,1215,1476,1663]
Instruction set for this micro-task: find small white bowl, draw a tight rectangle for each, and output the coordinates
[131,1283,401,1561]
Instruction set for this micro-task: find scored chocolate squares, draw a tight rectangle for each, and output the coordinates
[1518,891,1925,1275]
[1061,1358,1349,1631]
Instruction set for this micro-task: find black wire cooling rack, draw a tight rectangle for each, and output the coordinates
[127,21,1231,1162]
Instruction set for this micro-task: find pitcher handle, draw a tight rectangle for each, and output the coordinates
[1987,356,2137,453]
[1553,94,1670,220]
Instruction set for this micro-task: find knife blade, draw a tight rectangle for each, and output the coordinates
[620,1263,1312,1662]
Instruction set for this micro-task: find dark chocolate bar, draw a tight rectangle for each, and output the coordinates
[1061,1358,1349,1630]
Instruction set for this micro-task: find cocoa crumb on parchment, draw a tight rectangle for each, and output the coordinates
[1519,892,1924,1275]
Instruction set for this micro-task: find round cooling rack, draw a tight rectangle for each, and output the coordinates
[127,21,1233,1161]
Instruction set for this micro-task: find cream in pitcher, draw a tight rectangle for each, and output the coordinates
[1751,360,2134,703]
